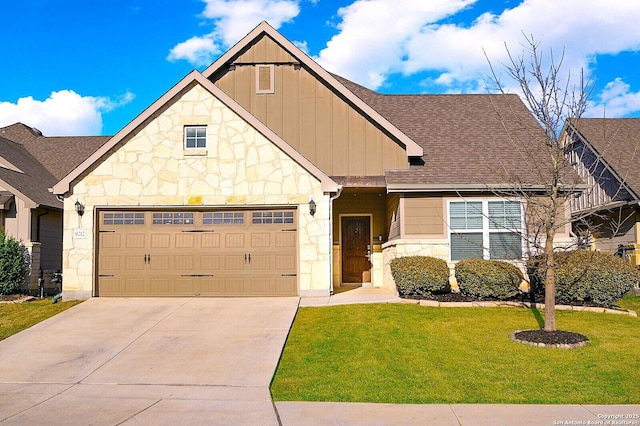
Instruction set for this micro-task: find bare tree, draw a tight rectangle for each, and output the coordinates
[485,34,592,332]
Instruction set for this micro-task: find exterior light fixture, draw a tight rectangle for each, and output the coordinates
[308,198,316,216]
[75,200,85,217]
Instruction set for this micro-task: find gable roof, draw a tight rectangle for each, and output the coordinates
[1,123,110,180]
[566,118,640,200]
[333,74,555,191]
[0,123,109,208]
[202,21,423,158]
[53,71,338,195]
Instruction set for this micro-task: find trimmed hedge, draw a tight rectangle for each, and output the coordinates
[455,258,522,300]
[0,231,30,295]
[527,250,639,306]
[390,256,449,297]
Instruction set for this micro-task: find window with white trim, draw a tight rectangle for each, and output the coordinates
[449,200,522,261]
[184,126,207,149]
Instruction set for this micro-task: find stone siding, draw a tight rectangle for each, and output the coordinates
[63,83,331,299]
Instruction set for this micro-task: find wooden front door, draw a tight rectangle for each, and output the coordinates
[341,216,371,284]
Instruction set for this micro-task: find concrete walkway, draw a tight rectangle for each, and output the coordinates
[276,402,640,425]
[300,286,404,307]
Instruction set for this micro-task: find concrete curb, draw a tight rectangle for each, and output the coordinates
[416,299,638,317]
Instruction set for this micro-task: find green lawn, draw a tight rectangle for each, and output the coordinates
[0,298,82,341]
[271,295,640,404]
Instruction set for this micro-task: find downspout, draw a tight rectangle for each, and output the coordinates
[36,208,50,242]
[328,185,343,296]
[35,208,50,299]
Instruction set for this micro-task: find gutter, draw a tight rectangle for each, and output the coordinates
[35,208,50,242]
[386,183,589,195]
[571,199,640,218]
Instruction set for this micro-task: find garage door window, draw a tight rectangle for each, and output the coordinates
[252,211,294,224]
[203,212,244,225]
[152,212,195,225]
[103,212,145,225]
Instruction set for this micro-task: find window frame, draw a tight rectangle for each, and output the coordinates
[447,198,524,262]
[255,64,275,94]
[184,125,207,150]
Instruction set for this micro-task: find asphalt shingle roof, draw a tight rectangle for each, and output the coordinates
[0,123,110,208]
[570,118,640,199]
[332,74,554,188]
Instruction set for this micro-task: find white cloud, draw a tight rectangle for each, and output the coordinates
[587,78,640,118]
[316,0,476,88]
[317,0,640,103]
[0,90,134,136]
[168,0,300,66]
[167,36,221,67]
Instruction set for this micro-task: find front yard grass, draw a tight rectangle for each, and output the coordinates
[271,297,640,404]
[0,298,82,341]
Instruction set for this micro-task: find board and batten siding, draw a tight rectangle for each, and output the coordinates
[386,194,401,241]
[402,197,446,237]
[211,34,409,177]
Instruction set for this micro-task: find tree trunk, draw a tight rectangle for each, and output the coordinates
[543,230,556,331]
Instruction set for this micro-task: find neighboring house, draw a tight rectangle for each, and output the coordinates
[0,123,109,292]
[53,22,571,300]
[565,118,640,263]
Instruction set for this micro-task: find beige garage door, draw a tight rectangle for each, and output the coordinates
[96,209,298,296]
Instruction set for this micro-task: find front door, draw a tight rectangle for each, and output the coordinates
[341,216,371,284]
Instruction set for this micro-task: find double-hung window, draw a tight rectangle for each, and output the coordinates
[184,126,207,149]
[449,200,522,261]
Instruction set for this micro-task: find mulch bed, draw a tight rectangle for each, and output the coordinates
[511,329,589,348]
[403,291,607,308]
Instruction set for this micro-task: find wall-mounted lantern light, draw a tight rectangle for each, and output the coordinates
[308,198,316,217]
[75,200,85,217]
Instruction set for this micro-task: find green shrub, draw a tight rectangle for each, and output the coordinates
[0,231,30,294]
[455,258,522,300]
[390,256,449,297]
[527,250,639,306]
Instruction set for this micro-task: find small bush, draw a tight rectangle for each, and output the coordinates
[0,232,30,294]
[455,258,522,300]
[390,256,449,297]
[527,250,639,306]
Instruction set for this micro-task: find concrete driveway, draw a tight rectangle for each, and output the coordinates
[0,297,299,425]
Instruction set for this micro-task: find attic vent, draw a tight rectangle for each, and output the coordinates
[31,127,43,136]
[256,64,274,94]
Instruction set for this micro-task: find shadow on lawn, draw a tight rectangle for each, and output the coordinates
[530,307,544,329]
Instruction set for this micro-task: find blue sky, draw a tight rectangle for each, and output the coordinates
[1,0,639,136]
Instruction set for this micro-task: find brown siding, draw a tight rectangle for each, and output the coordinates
[212,34,408,177]
[333,192,387,244]
[403,197,445,236]
[31,208,63,270]
[524,198,572,244]
[387,193,401,241]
